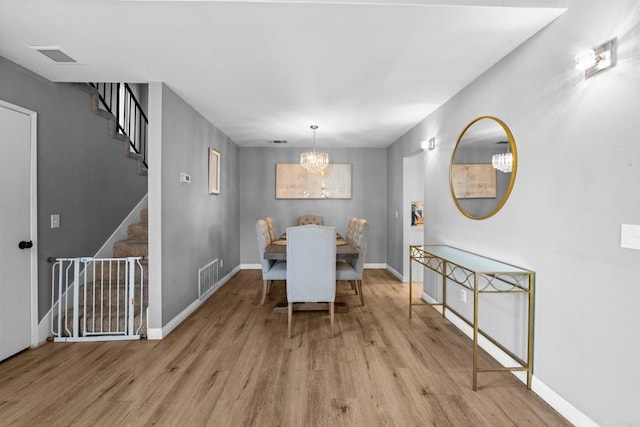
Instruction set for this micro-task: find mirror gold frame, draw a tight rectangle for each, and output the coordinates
[449,116,517,220]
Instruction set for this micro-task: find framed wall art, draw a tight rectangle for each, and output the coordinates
[275,163,352,199]
[209,148,220,195]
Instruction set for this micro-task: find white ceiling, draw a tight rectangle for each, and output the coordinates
[0,0,566,148]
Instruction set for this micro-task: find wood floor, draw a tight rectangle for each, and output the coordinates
[0,269,569,426]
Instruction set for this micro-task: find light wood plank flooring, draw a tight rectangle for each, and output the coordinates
[0,269,568,426]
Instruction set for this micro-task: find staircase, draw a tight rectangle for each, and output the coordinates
[51,209,149,341]
[73,82,148,176]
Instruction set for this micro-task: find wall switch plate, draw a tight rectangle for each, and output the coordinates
[50,214,60,229]
[220,259,223,268]
[621,224,640,250]
[180,172,191,184]
[461,289,467,302]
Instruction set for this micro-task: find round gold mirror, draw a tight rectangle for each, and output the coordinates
[450,116,517,220]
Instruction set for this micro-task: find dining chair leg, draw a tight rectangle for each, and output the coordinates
[261,280,269,305]
[357,280,364,306]
[329,302,334,337]
[288,303,293,339]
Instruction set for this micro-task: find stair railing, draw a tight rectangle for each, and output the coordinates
[89,83,148,169]
[51,257,145,342]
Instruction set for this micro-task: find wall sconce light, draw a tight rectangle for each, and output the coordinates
[419,137,436,152]
[575,38,616,78]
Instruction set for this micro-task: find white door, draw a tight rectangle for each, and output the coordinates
[0,102,34,361]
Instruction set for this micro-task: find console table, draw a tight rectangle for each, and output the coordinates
[409,245,535,391]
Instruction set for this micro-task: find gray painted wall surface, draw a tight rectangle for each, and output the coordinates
[158,84,240,324]
[0,56,148,320]
[239,147,387,265]
[387,1,640,424]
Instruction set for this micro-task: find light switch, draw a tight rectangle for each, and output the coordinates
[621,224,640,250]
[51,214,60,229]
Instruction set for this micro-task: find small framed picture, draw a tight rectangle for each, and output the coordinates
[209,148,220,195]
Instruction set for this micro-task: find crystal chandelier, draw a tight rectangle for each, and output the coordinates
[492,151,513,173]
[300,125,329,173]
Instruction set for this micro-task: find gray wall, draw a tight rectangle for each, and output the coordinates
[0,56,148,320]
[387,1,640,424]
[239,147,387,265]
[153,83,240,325]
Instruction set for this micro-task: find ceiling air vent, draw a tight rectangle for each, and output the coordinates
[29,46,77,63]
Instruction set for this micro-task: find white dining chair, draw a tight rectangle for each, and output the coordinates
[255,219,286,305]
[336,220,368,306]
[286,225,336,338]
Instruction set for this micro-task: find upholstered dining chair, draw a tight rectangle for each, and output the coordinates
[297,215,324,226]
[286,225,336,338]
[265,216,278,242]
[336,220,368,306]
[255,219,286,305]
[345,216,358,244]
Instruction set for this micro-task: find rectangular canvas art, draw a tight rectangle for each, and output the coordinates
[275,163,352,199]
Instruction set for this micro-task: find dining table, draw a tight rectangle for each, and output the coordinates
[263,233,359,313]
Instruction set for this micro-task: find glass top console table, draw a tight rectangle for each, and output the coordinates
[409,245,535,391]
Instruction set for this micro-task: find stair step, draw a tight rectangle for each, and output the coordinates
[140,209,148,224]
[113,240,148,257]
[127,223,148,241]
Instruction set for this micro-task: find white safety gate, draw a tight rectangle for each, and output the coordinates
[51,257,145,342]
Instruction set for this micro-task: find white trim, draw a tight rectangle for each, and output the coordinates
[241,263,262,270]
[36,314,51,346]
[421,291,598,426]
[0,100,40,348]
[147,82,163,333]
[147,265,240,340]
[386,264,403,281]
[94,194,148,258]
[531,377,599,427]
[364,262,386,269]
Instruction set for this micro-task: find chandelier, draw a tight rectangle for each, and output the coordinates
[492,151,513,173]
[300,125,329,173]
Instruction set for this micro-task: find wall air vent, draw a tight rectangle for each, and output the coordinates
[268,140,288,144]
[29,46,77,63]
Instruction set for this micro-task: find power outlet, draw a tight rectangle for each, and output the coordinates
[220,258,223,268]
[461,289,467,303]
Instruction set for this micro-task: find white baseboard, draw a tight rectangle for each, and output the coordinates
[241,263,261,270]
[421,291,597,427]
[386,264,403,281]
[364,263,386,269]
[147,265,241,340]
[531,377,599,427]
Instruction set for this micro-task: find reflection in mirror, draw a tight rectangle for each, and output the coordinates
[450,116,517,220]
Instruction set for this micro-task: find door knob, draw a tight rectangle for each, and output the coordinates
[18,240,33,249]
